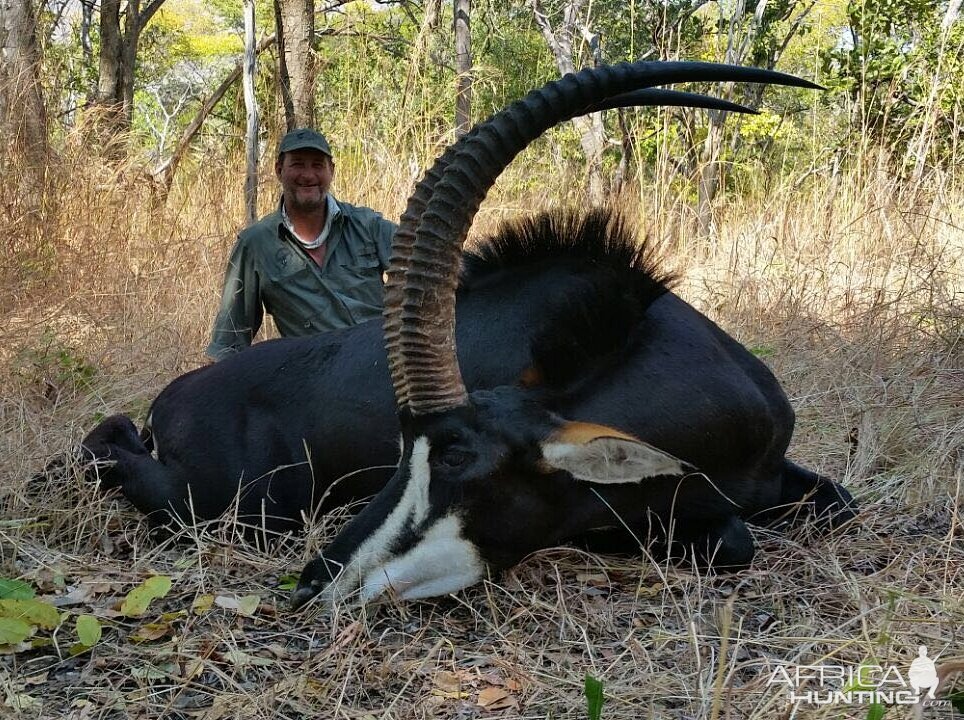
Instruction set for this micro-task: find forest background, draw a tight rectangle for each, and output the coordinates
[1,0,963,718]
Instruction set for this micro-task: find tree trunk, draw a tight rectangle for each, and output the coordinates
[95,0,122,128]
[0,0,48,165]
[243,0,260,224]
[695,113,724,237]
[529,0,607,202]
[454,0,472,136]
[93,0,166,140]
[274,0,315,130]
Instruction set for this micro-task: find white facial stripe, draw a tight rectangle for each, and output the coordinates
[360,514,483,601]
[325,436,433,602]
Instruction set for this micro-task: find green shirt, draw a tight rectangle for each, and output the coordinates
[206,197,397,360]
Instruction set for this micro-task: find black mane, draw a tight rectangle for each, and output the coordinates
[460,208,677,388]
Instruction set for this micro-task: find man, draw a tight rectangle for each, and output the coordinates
[206,128,397,360]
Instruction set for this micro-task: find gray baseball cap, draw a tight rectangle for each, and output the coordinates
[278,128,332,158]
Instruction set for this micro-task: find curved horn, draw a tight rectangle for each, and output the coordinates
[390,61,818,415]
[382,87,755,403]
[588,88,759,115]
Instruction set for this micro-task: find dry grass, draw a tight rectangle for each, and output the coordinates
[1,139,962,719]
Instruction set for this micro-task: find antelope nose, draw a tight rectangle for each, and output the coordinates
[290,585,318,610]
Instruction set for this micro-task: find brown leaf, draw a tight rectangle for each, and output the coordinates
[477,686,518,710]
[504,678,523,692]
[130,622,173,642]
[432,670,473,699]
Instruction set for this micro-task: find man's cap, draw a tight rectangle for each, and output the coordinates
[278,128,332,157]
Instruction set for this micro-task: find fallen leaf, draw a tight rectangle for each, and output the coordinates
[0,598,60,629]
[221,649,273,667]
[131,622,173,643]
[432,670,473,699]
[0,579,34,600]
[192,594,214,614]
[477,687,511,707]
[121,576,172,617]
[4,693,41,711]
[75,615,102,646]
[333,620,362,649]
[131,665,168,681]
[236,595,260,617]
[0,617,33,645]
[22,672,48,686]
[213,595,239,611]
[505,678,523,691]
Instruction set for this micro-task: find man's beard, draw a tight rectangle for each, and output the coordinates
[288,187,325,212]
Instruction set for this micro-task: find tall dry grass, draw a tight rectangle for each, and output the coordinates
[1,127,962,718]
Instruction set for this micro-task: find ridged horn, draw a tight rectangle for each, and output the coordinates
[388,61,817,415]
[381,87,756,398]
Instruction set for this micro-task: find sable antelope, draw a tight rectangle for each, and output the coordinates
[69,63,855,607]
[287,61,857,607]
[74,75,772,531]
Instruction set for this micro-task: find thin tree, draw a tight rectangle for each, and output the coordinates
[243,0,260,224]
[529,0,607,201]
[454,0,472,136]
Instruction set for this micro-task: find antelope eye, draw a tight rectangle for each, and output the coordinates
[436,446,470,468]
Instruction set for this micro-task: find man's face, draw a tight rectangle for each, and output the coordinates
[276,149,334,212]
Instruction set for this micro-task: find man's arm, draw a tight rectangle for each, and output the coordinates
[371,213,398,271]
[205,238,264,360]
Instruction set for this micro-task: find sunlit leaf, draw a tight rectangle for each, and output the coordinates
[0,617,33,645]
[0,599,60,629]
[75,615,102,646]
[121,576,172,617]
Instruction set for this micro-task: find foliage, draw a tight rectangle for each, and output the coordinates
[822,0,964,170]
[584,673,605,720]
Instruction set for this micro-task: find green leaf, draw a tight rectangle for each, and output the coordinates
[0,579,34,600]
[75,615,102,646]
[121,576,173,617]
[277,574,299,591]
[866,703,886,720]
[584,673,605,720]
[0,617,33,645]
[0,599,60,629]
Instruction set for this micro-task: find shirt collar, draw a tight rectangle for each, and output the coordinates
[280,194,340,249]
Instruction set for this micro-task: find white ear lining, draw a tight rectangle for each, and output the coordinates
[541,436,691,484]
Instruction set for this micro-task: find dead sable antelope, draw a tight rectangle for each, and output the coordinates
[71,62,856,606]
[290,62,859,607]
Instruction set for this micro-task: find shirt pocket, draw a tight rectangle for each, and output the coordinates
[333,250,384,322]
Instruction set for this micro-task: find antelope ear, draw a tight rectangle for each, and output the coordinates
[540,422,693,484]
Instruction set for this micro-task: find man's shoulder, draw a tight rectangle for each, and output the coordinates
[337,200,394,227]
[238,210,283,243]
